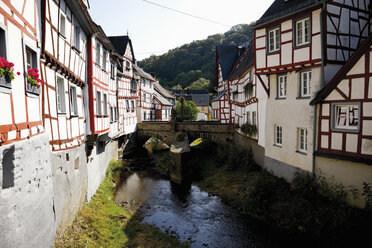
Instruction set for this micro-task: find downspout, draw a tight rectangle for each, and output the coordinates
[87,36,95,134]
[312,2,327,177]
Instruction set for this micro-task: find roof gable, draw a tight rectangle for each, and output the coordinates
[108,35,135,62]
[310,33,372,105]
[229,42,254,80]
[216,45,241,81]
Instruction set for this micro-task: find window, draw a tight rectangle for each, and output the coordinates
[110,63,115,79]
[102,50,107,71]
[268,27,280,53]
[247,111,251,124]
[201,106,205,111]
[295,17,310,47]
[143,93,146,102]
[333,103,359,131]
[300,71,311,97]
[125,61,131,71]
[297,128,308,153]
[103,94,107,116]
[0,27,6,58]
[126,99,130,112]
[110,106,114,122]
[95,42,100,66]
[131,100,135,111]
[96,91,102,116]
[252,111,257,126]
[114,107,117,121]
[73,25,80,51]
[70,86,78,116]
[59,13,66,37]
[56,77,66,113]
[26,48,35,70]
[143,112,146,120]
[275,125,282,146]
[278,75,287,98]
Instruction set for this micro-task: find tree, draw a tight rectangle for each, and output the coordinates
[171,84,183,90]
[186,78,210,90]
[175,98,199,121]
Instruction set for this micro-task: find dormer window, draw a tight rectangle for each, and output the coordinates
[125,61,131,71]
[295,17,310,47]
[268,27,280,53]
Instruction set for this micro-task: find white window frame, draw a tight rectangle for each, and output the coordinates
[95,41,100,66]
[110,63,115,79]
[278,74,287,98]
[103,93,108,116]
[295,17,310,47]
[252,111,257,126]
[59,12,66,38]
[72,25,80,51]
[297,128,307,153]
[300,71,311,97]
[131,100,135,112]
[275,125,282,146]
[247,111,251,124]
[96,91,102,116]
[70,85,78,116]
[102,50,107,71]
[332,103,360,131]
[56,76,66,114]
[268,27,280,53]
[126,99,130,112]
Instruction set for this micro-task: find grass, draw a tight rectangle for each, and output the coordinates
[192,145,371,244]
[55,160,189,248]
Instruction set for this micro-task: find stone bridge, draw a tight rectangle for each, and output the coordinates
[137,121,234,146]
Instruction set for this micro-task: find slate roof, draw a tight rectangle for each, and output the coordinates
[211,90,227,102]
[229,43,254,80]
[108,35,136,62]
[154,91,172,106]
[216,45,242,81]
[133,64,155,81]
[191,94,209,106]
[255,0,322,28]
[154,81,176,100]
[95,24,115,51]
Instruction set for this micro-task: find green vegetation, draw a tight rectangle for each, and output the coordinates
[138,23,255,90]
[191,145,370,240]
[240,123,257,137]
[175,98,199,121]
[186,78,210,90]
[55,160,188,248]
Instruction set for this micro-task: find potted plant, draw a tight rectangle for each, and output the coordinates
[240,122,258,137]
[0,56,16,88]
[26,68,43,95]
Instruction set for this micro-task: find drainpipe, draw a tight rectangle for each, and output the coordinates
[312,2,327,177]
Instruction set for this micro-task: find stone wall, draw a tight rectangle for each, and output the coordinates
[87,140,118,201]
[0,133,55,248]
[50,145,87,236]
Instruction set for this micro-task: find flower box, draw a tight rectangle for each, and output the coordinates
[26,82,40,95]
[0,76,12,89]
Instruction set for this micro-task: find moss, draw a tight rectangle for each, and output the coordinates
[55,160,188,248]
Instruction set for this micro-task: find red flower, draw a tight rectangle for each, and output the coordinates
[17,72,21,75]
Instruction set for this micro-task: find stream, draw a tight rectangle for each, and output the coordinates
[114,170,290,248]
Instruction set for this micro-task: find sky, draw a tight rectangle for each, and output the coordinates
[88,0,274,61]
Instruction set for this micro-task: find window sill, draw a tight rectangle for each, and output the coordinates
[26,83,41,97]
[273,144,282,148]
[70,114,79,118]
[72,46,81,54]
[294,43,310,50]
[57,112,67,116]
[267,50,280,55]
[0,77,12,94]
[59,33,66,39]
[296,96,311,100]
[296,150,307,156]
[275,97,286,100]
[331,127,360,133]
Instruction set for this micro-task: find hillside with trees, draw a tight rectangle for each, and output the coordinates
[138,23,255,91]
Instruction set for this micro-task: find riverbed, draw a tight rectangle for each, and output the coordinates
[114,170,278,248]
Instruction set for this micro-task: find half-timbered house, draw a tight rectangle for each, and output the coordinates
[109,35,138,134]
[0,1,55,247]
[310,33,372,207]
[228,42,269,165]
[133,64,156,121]
[212,45,245,123]
[40,0,96,234]
[254,0,371,180]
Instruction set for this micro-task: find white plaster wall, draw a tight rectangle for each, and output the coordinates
[86,140,118,201]
[265,67,322,176]
[0,133,55,248]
